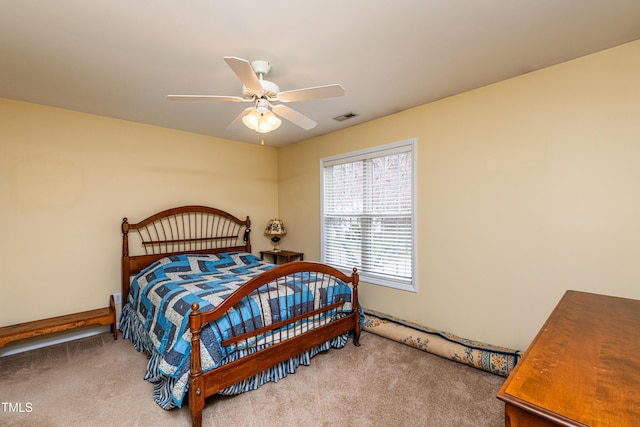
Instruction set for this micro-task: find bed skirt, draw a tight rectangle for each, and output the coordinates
[363,309,520,377]
[120,303,348,409]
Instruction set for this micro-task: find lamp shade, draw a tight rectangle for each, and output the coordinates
[264,219,286,236]
[257,110,281,133]
[242,109,261,130]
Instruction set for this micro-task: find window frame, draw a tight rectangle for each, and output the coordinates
[320,138,417,292]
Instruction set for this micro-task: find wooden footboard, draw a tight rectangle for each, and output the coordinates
[187,261,360,427]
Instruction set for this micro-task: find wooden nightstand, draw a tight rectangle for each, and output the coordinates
[260,250,304,265]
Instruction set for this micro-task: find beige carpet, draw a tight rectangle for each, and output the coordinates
[0,331,506,426]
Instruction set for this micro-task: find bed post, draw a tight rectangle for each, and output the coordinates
[244,216,252,253]
[189,303,205,427]
[352,267,361,347]
[121,218,131,305]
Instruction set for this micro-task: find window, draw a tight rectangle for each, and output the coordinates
[321,139,416,292]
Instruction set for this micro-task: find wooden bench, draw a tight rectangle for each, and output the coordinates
[0,296,117,349]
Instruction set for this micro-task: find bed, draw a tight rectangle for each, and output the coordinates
[119,205,360,427]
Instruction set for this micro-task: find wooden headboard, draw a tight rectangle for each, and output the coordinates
[121,205,251,301]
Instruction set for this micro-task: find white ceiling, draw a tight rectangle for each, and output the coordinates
[2,1,640,147]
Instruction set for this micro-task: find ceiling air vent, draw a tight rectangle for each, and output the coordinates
[333,112,359,122]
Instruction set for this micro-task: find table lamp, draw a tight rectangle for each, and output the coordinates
[264,219,286,252]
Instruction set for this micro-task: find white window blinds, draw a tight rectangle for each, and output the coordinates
[321,139,416,291]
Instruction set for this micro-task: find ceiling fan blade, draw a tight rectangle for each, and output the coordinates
[223,57,263,94]
[166,95,246,102]
[272,104,317,130]
[276,84,345,103]
[227,107,253,130]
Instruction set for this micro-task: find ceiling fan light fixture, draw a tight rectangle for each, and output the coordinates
[242,108,281,133]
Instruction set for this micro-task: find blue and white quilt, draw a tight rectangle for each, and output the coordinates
[119,251,355,409]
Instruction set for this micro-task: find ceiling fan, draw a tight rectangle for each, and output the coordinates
[167,57,345,134]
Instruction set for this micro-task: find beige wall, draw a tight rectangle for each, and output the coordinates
[0,99,278,327]
[2,40,639,354]
[278,40,640,351]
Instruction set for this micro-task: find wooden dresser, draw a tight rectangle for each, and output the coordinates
[497,290,640,426]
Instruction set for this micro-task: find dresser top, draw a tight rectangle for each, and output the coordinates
[497,290,640,426]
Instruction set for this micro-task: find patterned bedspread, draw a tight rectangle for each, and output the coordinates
[119,251,355,409]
